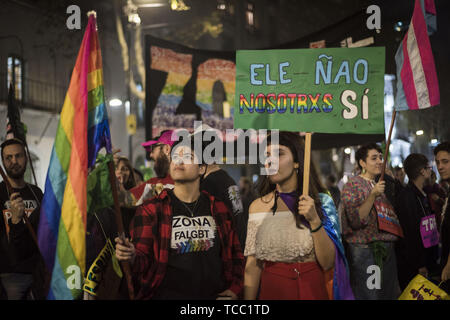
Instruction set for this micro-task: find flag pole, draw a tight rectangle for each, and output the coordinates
[380,109,397,181]
[6,83,37,186]
[87,10,133,299]
[107,158,135,300]
[302,133,312,196]
[24,142,38,186]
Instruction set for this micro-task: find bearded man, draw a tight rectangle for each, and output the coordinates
[0,138,43,300]
[130,130,175,205]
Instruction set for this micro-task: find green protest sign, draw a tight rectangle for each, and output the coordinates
[234,47,385,134]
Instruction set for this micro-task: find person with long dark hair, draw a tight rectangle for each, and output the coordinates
[244,132,353,300]
[340,143,401,300]
[115,156,137,191]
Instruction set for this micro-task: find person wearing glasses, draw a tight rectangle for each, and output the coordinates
[394,153,440,291]
[115,140,244,299]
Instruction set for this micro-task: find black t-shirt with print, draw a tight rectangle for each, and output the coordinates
[152,189,225,300]
[0,181,43,273]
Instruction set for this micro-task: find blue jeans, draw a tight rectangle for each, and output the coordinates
[0,273,33,300]
[346,242,401,300]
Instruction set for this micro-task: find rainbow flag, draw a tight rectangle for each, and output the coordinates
[37,14,112,300]
[394,0,439,111]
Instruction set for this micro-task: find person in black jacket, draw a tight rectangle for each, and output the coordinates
[189,126,246,251]
[434,142,450,293]
[394,153,439,290]
[0,139,43,300]
[201,164,245,250]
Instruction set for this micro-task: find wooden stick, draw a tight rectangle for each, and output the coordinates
[24,142,38,186]
[107,159,135,300]
[21,141,40,241]
[380,110,397,181]
[303,133,312,196]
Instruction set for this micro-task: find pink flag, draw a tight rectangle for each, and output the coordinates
[394,0,439,111]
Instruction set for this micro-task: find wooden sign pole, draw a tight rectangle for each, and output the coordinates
[302,133,312,196]
[107,160,135,300]
[380,110,397,181]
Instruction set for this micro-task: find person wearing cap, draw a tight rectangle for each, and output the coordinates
[115,139,244,299]
[0,138,43,300]
[130,130,175,206]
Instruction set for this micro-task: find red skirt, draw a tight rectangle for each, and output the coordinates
[259,261,329,300]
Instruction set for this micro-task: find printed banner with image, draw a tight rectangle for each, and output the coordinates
[145,36,236,140]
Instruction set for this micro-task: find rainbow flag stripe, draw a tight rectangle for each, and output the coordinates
[38,14,112,300]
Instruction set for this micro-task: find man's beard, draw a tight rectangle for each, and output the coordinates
[5,164,26,180]
[154,152,170,178]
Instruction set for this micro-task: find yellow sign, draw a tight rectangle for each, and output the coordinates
[126,114,137,135]
[83,239,123,296]
[398,274,449,300]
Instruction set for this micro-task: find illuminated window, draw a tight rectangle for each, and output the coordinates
[7,55,23,100]
[246,2,255,32]
[217,0,226,10]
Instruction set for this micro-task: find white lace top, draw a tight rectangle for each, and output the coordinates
[244,211,316,263]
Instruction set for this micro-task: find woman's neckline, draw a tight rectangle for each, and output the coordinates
[251,210,291,215]
[359,174,375,183]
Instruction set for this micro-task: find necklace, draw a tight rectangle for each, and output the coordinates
[360,174,375,184]
[179,196,200,217]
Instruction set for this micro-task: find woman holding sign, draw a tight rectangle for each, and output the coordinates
[340,143,402,300]
[244,132,353,300]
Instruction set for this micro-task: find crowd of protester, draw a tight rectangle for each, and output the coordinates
[1,130,449,300]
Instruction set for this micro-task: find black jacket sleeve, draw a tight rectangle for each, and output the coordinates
[395,189,427,270]
[8,204,41,261]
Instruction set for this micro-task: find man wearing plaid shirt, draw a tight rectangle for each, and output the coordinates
[115,140,244,299]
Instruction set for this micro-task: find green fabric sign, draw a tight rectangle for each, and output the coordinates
[234,47,385,134]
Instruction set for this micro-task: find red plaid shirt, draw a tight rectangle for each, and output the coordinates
[130,189,244,299]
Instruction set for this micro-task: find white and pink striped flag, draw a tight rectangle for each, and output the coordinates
[395,0,439,111]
